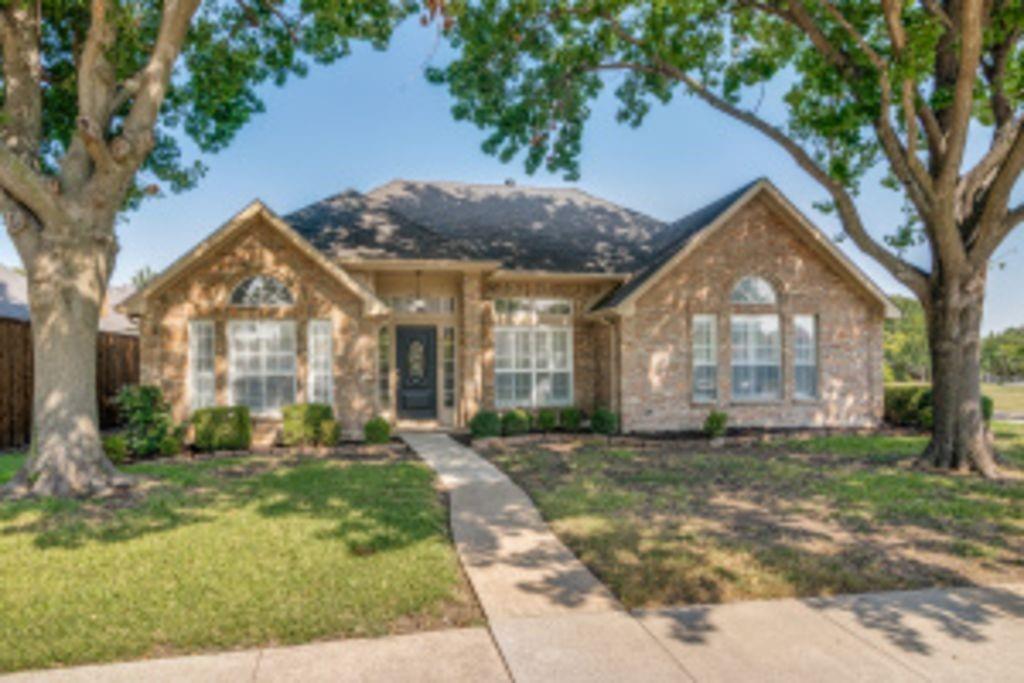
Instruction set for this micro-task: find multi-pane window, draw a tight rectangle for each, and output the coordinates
[495,327,572,407]
[730,276,777,305]
[731,315,781,401]
[307,320,333,405]
[228,320,296,415]
[443,327,456,408]
[378,327,391,407]
[692,315,717,403]
[230,275,294,307]
[794,315,818,399]
[188,320,216,410]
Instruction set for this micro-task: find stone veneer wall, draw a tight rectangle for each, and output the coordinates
[139,216,377,443]
[617,194,885,432]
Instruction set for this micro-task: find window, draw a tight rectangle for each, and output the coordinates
[307,320,333,405]
[230,275,294,307]
[443,327,456,408]
[794,315,818,399]
[378,326,391,407]
[495,327,572,407]
[731,315,781,401]
[188,320,215,410]
[730,276,777,305]
[228,321,296,415]
[387,296,456,314]
[692,315,717,403]
[494,298,572,323]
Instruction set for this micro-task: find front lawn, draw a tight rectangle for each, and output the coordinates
[983,383,1024,415]
[0,448,479,673]
[480,424,1024,609]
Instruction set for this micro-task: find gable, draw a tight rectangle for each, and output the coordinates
[119,202,386,317]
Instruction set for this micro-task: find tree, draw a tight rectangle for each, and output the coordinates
[982,326,1024,381]
[130,266,156,291]
[429,0,1024,476]
[2,0,415,498]
[885,295,930,382]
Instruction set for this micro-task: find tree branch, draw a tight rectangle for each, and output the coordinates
[969,122,1024,266]
[0,144,67,225]
[938,0,984,188]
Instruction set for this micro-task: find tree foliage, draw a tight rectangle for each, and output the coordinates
[884,294,930,382]
[982,326,1024,380]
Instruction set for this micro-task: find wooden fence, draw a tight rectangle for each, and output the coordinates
[0,317,139,449]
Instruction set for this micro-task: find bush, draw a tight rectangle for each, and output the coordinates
[192,407,252,452]
[501,409,531,436]
[590,408,619,435]
[470,411,501,438]
[282,403,334,447]
[884,384,993,429]
[704,410,728,438]
[363,416,391,444]
[320,419,342,446]
[103,434,129,465]
[536,409,558,432]
[559,407,583,432]
[158,430,184,457]
[114,385,175,459]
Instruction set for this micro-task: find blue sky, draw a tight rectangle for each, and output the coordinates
[1,20,1021,333]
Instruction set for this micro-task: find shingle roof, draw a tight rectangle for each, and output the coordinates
[0,264,137,333]
[287,180,668,273]
[594,179,763,310]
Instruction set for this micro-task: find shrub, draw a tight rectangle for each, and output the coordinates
[282,403,334,447]
[559,407,583,432]
[114,385,175,459]
[158,430,184,457]
[320,419,342,446]
[103,434,129,465]
[364,416,391,444]
[590,408,619,435]
[470,411,501,438]
[883,384,993,429]
[192,407,252,452]
[703,410,728,438]
[536,409,558,432]
[501,409,531,436]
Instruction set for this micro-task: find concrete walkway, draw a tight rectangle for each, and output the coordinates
[403,433,1024,683]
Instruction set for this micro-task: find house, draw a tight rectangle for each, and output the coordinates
[120,178,896,442]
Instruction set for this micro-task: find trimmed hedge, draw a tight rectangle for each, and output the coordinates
[590,408,619,435]
[192,407,252,452]
[501,409,531,436]
[103,434,129,465]
[536,409,558,432]
[114,385,176,459]
[320,419,341,446]
[363,416,391,444]
[470,411,501,438]
[884,384,993,429]
[559,407,583,432]
[282,403,335,446]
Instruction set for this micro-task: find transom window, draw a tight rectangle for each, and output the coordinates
[228,320,296,415]
[730,276,777,305]
[230,276,294,307]
[731,314,781,401]
[387,296,456,314]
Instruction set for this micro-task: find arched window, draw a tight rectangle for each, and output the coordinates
[730,276,777,305]
[230,276,294,307]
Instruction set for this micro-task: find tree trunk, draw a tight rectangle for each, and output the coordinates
[2,236,129,498]
[923,270,999,478]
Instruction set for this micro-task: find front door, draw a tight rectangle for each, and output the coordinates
[396,326,437,420]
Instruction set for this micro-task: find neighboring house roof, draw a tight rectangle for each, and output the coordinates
[592,178,898,317]
[119,200,388,317]
[288,180,667,273]
[0,264,137,334]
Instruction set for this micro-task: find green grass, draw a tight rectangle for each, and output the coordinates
[483,424,1024,609]
[983,383,1024,414]
[0,452,477,673]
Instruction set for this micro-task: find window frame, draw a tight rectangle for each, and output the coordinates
[494,324,574,409]
[691,314,718,404]
[307,319,334,406]
[730,314,782,403]
[229,275,295,308]
[226,320,297,417]
[793,314,819,401]
[188,319,216,411]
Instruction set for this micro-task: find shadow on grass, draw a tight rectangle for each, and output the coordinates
[0,455,444,555]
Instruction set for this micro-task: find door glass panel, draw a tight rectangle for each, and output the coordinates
[408,339,425,381]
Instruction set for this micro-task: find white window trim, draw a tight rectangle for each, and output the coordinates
[794,315,819,401]
[307,319,334,405]
[494,325,574,408]
[227,320,297,417]
[730,314,782,403]
[188,319,216,411]
[692,314,717,404]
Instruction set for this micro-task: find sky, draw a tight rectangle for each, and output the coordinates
[1,19,1021,333]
